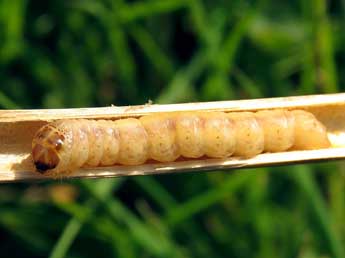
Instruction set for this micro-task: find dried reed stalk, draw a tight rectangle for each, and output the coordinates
[1,93,345,182]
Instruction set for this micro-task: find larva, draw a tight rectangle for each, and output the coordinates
[31,110,331,176]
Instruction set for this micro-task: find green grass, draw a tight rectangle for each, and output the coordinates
[0,0,345,257]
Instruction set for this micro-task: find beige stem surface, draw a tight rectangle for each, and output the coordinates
[1,93,345,182]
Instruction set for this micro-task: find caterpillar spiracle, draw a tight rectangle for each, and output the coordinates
[31,110,330,176]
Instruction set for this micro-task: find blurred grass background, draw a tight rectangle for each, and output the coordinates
[0,0,345,257]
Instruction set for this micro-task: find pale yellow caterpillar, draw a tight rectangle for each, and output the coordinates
[31,110,330,176]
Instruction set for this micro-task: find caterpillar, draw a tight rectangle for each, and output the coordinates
[31,110,331,176]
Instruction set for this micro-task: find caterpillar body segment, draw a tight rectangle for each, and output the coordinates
[31,110,331,176]
[255,110,295,152]
[97,120,120,166]
[175,113,204,158]
[139,114,179,162]
[115,118,149,165]
[291,110,330,150]
[83,120,104,167]
[227,112,264,157]
[201,112,236,158]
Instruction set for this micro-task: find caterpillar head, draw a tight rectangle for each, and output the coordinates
[32,124,65,174]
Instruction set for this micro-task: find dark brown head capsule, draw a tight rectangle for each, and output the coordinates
[32,125,65,174]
